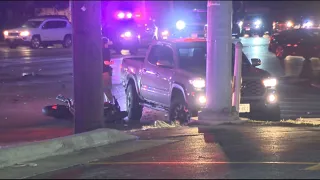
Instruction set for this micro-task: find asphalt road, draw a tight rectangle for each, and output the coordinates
[0,37,320,145]
[7,125,320,179]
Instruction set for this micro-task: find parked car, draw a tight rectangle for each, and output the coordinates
[269,28,320,60]
[121,38,280,124]
[3,15,72,49]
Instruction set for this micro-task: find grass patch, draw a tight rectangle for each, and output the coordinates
[246,118,320,127]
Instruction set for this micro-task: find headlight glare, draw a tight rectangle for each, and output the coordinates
[20,31,30,36]
[3,31,8,36]
[176,20,186,30]
[263,78,277,87]
[189,78,205,89]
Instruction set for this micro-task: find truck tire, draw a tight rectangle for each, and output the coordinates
[63,35,72,48]
[30,36,41,49]
[126,83,143,123]
[169,93,191,124]
[276,46,286,60]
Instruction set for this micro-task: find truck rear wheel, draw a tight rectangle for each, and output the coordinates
[126,83,143,123]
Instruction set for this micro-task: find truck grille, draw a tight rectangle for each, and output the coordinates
[241,79,266,97]
[9,33,19,36]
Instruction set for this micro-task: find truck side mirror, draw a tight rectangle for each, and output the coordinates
[251,58,261,67]
[156,60,173,68]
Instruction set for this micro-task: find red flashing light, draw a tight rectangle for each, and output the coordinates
[52,105,58,110]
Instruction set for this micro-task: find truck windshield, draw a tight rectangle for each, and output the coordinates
[21,20,43,28]
[177,42,251,71]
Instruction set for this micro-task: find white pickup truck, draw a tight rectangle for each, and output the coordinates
[121,38,280,124]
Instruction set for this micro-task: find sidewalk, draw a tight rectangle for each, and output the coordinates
[311,80,320,89]
[3,124,320,179]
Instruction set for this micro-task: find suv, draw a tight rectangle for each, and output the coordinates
[3,16,72,49]
[121,38,280,123]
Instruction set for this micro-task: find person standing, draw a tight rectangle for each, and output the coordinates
[102,37,114,103]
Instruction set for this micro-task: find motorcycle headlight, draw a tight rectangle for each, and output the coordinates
[161,30,169,36]
[263,78,277,87]
[20,31,30,36]
[189,78,205,89]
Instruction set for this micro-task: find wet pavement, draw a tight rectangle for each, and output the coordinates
[9,125,320,179]
[0,37,320,146]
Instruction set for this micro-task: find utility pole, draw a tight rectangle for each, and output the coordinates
[198,1,239,124]
[169,1,174,14]
[69,0,72,22]
[72,1,104,133]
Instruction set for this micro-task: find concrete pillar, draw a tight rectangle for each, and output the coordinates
[232,41,243,112]
[72,1,104,133]
[198,1,239,124]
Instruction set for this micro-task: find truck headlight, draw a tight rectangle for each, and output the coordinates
[20,31,30,36]
[198,95,207,104]
[189,78,205,89]
[176,20,186,30]
[263,78,277,87]
[3,31,8,36]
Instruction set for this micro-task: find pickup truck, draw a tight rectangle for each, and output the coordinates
[121,38,280,124]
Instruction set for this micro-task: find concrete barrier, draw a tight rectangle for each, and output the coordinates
[0,128,137,168]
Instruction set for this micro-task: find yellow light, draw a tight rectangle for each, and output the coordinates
[3,31,8,36]
[20,31,30,36]
[286,21,293,27]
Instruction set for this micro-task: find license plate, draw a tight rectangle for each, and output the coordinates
[239,104,250,113]
[245,28,251,31]
[191,33,198,38]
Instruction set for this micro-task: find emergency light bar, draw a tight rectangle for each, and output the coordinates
[116,12,134,19]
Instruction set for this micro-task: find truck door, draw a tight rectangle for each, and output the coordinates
[140,44,163,102]
[154,45,175,106]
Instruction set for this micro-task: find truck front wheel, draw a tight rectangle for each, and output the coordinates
[126,83,143,123]
[169,95,191,125]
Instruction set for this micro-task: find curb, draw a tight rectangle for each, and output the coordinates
[188,117,249,127]
[311,82,320,89]
[0,128,137,169]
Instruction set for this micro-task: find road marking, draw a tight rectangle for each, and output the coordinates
[89,161,318,165]
[305,163,320,171]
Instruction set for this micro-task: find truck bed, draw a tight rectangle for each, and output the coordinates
[121,56,145,86]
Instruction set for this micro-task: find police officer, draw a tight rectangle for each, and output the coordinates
[102,37,114,103]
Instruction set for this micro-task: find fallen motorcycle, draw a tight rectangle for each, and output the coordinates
[42,94,128,124]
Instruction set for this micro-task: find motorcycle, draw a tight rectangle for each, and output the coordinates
[42,94,128,124]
